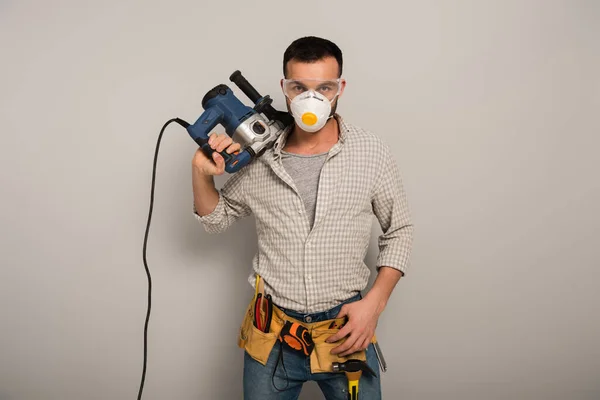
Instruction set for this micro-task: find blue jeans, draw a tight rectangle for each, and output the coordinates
[243,293,382,399]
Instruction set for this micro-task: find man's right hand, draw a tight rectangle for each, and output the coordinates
[192,133,242,176]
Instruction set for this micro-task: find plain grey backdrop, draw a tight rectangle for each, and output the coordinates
[1,0,598,399]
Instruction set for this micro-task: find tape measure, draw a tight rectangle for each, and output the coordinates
[278,321,315,356]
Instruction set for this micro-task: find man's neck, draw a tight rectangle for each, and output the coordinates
[283,117,339,155]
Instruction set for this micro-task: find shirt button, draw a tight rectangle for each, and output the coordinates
[307,275,312,280]
[305,316,312,323]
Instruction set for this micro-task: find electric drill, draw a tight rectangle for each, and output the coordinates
[186,71,293,173]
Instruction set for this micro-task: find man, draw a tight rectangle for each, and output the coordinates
[192,36,413,399]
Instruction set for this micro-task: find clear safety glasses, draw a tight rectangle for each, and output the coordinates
[282,78,342,101]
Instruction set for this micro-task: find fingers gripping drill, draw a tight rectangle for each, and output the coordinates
[186,71,292,173]
[332,359,377,400]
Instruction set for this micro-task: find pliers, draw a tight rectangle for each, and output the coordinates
[263,294,273,332]
[253,293,273,332]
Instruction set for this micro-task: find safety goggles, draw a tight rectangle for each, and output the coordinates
[282,78,342,101]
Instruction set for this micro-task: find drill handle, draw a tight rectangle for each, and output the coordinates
[230,70,261,103]
[187,108,252,173]
[230,70,294,127]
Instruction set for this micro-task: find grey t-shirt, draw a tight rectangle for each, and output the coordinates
[280,149,329,229]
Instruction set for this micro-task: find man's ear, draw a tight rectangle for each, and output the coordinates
[280,78,284,90]
[338,78,347,98]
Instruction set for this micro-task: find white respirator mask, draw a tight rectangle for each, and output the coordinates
[289,90,334,133]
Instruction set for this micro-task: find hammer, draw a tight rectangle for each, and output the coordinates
[332,359,377,400]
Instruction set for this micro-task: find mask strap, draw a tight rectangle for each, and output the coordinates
[327,94,340,118]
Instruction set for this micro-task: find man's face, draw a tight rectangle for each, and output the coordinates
[281,56,346,121]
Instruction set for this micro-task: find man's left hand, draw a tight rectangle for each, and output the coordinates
[325,297,381,356]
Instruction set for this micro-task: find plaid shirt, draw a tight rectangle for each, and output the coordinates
[195,114,414,313]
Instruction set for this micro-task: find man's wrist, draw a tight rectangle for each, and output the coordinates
[364,287,388,315]
[364,266,403,315]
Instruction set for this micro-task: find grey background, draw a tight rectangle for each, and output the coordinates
[1,0,598,399]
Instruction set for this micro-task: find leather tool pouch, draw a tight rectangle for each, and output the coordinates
[309,326,367,374]
[237,296,282,365]
[238,295,368,373]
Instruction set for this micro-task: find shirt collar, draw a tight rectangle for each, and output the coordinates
[272,113,349,159]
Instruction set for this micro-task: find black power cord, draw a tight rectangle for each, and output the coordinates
[138,117,190,400]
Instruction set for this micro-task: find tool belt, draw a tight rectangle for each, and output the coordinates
[237,276,371,374]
